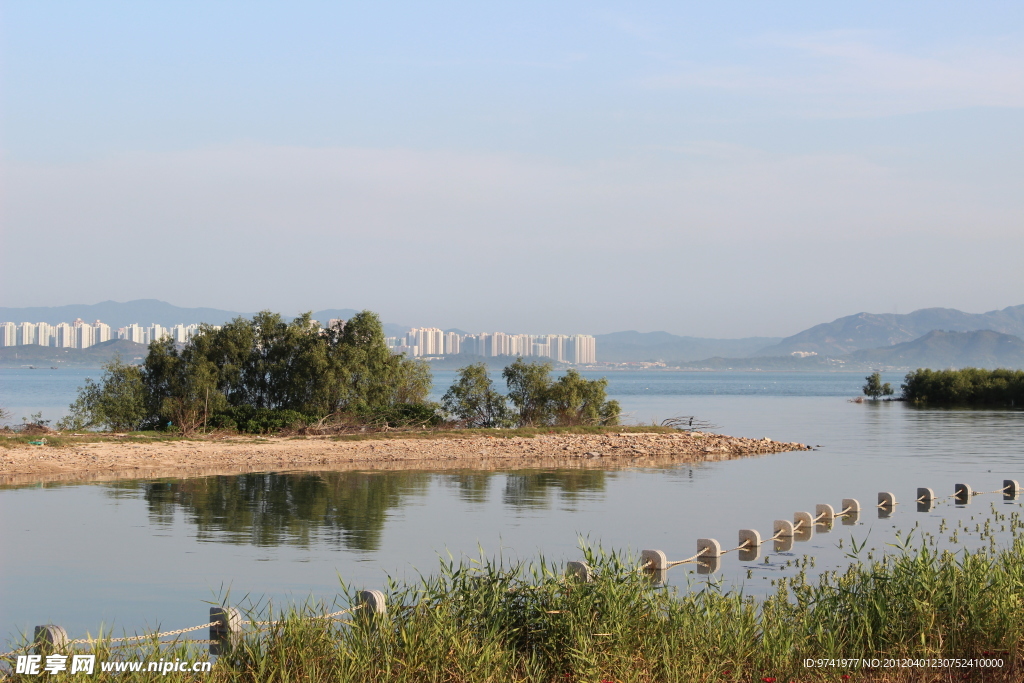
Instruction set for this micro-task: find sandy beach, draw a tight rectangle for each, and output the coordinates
[0,430,810,486]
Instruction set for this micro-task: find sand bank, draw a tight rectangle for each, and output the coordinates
[0,431,810,486]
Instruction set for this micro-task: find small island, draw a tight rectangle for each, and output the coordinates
[1,310,810,484]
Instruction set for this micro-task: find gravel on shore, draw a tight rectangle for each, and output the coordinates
[0,431,810,486]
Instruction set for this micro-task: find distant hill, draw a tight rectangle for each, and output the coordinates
[0,339,149,368]
[594,331,782,363]
[0,300,409,337]
[757,305,1024,357]
[848,330,1024,370]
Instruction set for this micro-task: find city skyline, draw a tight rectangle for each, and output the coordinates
[0,319,599,364]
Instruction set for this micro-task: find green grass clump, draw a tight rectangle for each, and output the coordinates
[7,538,1024,682]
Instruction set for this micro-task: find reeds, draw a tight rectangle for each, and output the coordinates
[6,538,1024,682]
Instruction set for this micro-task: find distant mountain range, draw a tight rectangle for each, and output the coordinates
[4,300,1024,370]
[0,339,149,368]
[593,331,782,363]
[847,330,1024,369]
[756,305,1024,357]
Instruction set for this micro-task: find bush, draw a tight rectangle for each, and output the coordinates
[901,368,1024,406]
[213,406,320,434]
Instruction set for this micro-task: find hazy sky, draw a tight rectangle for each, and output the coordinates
[2,2,1023,337]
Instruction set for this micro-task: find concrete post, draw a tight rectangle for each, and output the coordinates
[955,483,972,504]
[641,549,668,571]
[738,529,761,562]
[773,519,794,538]
[1004,480,1020,500]
[209,607,241,656]
[566,561,592,583]
[793,512,813,541]
[696,538,722,575]
[33,625,68,655]
[357,590,387,616]
[815,504,835,529]
[841,498,860,526]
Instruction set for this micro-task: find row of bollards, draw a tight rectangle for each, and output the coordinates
[565,480,1022,581]
[27,590,388,657]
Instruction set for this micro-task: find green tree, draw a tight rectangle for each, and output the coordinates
[442,363,513,428]
[59,357,147,431]
[503,358,555,426]
[549,369,621,426]
[863,372,894,400]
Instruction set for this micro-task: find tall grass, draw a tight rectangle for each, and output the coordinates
[6,538,1024,682]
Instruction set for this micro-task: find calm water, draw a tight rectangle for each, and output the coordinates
[2,370,1023,647]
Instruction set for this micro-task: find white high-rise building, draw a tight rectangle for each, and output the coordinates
[76,321,95,349]
[407,327,444,356]
[0,322,16,347]
[18,323,37,346]
[547,335,568,362]
[508,334,531,357]
[149,324,170,343]
[444,332,461,355]
[36,323,54,347]
[568,335,596,364]
[94,321,111,343]
[55,323,76,348]
[124,324,146,344]
[491,332,512,356]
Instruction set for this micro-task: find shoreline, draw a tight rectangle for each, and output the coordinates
[0,431,810,486]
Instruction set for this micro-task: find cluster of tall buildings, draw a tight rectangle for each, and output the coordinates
[0,320,204,349]
[1,319,598,364]
[386,329,597,364]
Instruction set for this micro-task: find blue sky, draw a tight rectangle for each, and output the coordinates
[2,2,1023,336]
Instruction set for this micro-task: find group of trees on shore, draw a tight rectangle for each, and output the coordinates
[862,368,1024,406]
[442,359,620,428]
[900,368,1024,406]
[58,310,619,433]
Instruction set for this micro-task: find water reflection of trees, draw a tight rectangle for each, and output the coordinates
[502,470,606,509]
[101,468,608,551]
[129,472,431,551]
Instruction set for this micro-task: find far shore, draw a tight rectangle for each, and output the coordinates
[0,430,810,486]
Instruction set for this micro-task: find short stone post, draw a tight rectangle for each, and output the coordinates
[640,549,668,571]
[209,606,241,656]
[1004,480,1020,500]
[793,512,813,541]
[815,504,835,530]
[773,519,794,538]
[841,498,860,526]
[738,529,760,562]
[917,487,936,512]
[696,538,721,575]
[357,590,387,617]
[33,625,68,655]
[954,483,972,504]
[565,561,592,583]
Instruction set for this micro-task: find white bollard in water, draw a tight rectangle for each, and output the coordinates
[815,504,835,529]
[640,549,668,571]
[209,607,241,656]
[738,529,761,562]
[566,561,592,583]
[357,590,388,616]
[33,625,68,655]
[955,483,972,504]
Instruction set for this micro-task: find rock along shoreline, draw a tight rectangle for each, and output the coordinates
[0,431,811,486]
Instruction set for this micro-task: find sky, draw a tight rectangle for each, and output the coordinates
[2,2,1023,337]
